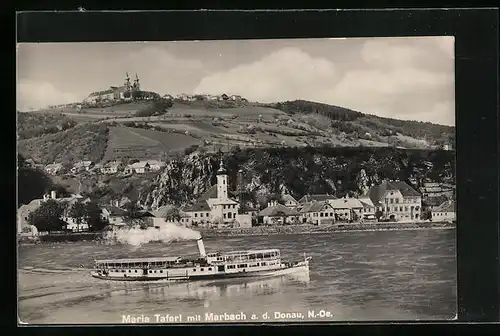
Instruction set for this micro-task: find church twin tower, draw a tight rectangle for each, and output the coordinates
[124,72,140,92]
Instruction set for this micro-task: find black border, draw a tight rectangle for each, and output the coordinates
[14,8,499,332]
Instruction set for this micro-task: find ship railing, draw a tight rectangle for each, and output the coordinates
[209,256,281,264]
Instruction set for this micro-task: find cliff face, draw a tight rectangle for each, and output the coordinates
[139,146,455,209]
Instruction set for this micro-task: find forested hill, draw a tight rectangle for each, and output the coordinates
[269,100,455,147]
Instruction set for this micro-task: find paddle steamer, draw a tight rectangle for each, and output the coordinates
[91,238,310,281]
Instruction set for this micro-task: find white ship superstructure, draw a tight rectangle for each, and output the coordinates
[91,238,310,281]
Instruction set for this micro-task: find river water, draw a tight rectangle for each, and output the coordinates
[18,229,456,324]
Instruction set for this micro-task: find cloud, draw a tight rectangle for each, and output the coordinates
[194,47,339,102]
[125,46,206,95]
[17,80,79,111]
[407,101,455,126]
[194,41,454,125]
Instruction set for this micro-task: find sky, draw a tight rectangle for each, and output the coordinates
[16,37,455,126]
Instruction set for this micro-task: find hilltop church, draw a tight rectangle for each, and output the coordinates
[182,159,240,226]
[83,73,141,104]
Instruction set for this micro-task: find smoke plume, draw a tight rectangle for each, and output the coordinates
[103,223,201,247]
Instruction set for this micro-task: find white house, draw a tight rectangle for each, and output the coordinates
[71,160,93,173]
[281,194,298,209]
[129,161,150,174]
[328,196,364,221]
[63,216,90,232]
[358,197,377,221]
[259,200,300,225]
[17,191,84,233]
[183,159,240,226]
[101,205,127,226]
[45,163,63,175]
[297,194,337,204]
[431,200,456,222]
[299,201,336,225]
[101,161,124,174]
[366,180,422,221]
[146,160,166,171]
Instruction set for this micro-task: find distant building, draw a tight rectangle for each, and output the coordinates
[101,205,127,226]
[366,180,422,221]
[297,194,337,204]
[358,197,377,221]
[259,200,300,225]
[299,201,335,225]
[83,73,141,104]
[431,200,456,222]
[281,194,298,209]
[70,160,93,174]
[183,159,240,226]
[101,161,124,175]
[44,163,63,175]
[146,160,166,172]
[128,161,151,174]
[328,196,364,221]
[17,191,84,233]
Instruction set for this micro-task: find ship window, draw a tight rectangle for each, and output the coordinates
[160,270,163,273]
[193,269,196,272]
[208,268,212,271]
[256,263,260,266]
[201,268,204,271]
[261,262,267,266]
[122,270,125,273]
[135,270,138,273]
[128,270,131,273]
[237,264,248,268]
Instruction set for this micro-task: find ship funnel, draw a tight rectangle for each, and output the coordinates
[197,237,206,258]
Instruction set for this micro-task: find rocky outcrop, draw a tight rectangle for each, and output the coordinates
[139,146,455,209]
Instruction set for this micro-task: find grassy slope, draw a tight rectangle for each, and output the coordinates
[102,125,202,162]
[18,123,109,165]
[21,98,454,166]
[17,112,77,139]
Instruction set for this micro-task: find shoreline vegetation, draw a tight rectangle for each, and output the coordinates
[18,221,455,244]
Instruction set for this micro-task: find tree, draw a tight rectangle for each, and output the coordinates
[165,207,181,222]
[124,201,142,219]
[28,199,66,232]
[84,201,107,232]
[69,202,86,224]
[17,154,54,206]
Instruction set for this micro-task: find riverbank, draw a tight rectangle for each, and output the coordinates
[198,221,455,238]
[18,222,455,244]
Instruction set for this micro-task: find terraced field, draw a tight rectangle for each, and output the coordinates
[102,126,202,162]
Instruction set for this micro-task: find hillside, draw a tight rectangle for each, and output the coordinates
[139,146,456,209]
[17,154,71,206]
[17,123,109,165]
[19,98,455,166]
[17,112,77,139]
[269,100,455,147]
[102,125,202,161]
[35,100,158,123]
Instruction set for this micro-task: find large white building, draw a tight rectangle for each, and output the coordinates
[366,180,422,221]
[183,159,240,226]
[431,200,456,222]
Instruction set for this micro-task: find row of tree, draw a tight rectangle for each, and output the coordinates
[27,199,107,233]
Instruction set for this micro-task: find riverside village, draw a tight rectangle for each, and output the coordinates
[17,71,456,242]
[18,153,456,242]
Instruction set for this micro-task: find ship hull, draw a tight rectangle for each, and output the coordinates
[91,262,309,282]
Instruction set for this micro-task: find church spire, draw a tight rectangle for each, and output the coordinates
[217,157,227,175]
[125,72,131,88]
